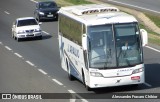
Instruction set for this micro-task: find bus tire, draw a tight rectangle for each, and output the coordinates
[82,71,92,91]
[66,60,74,81]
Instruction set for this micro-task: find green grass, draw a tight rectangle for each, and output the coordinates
[149,35,160,46]
[139,24,160,45]
[64,0,92,5]
[144,14,160,45]
[145,13,160,28]
[139,24,155,35]
[35,0,52,1]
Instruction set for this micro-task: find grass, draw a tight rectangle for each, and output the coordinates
[140,13,160,45]
[64,0,92,5]
[149,34,160,46]
[145,13,160,28]
[35,0,52,2]
[54,0,73,6]
[34,0,92,6]
[139,23,160,45]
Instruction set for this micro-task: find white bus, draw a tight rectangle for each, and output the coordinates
[58,4,148,90]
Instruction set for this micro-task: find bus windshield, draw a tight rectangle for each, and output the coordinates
[88,23,143,69]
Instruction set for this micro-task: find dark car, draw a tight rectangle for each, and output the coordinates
[34,1,59,22]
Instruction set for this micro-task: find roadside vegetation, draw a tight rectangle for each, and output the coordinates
[146,13,160,28]
[63,0,92,5]
[140,24,160,46]
[140,13,160,45]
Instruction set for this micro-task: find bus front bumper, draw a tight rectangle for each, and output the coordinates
[88,73,144,88]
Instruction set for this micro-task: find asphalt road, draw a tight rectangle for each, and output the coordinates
[100,0,160,14]
[0,0,160,102]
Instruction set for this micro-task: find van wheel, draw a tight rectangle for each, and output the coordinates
[82,71,91,91]
[66,60,74,81]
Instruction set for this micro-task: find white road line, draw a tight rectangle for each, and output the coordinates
[68,90,88,102]
[42,31,50,35]
[30,0,37,3]
[144,82,152,87]
[108,0,160,14]
[26,60,35,66]
[4,11,10,15]
[0,42,3,45]
[52,79,63,86]
[38,69,47,75]
[145,46,160,53]
[5,46,12,51]
[14,53,23,58]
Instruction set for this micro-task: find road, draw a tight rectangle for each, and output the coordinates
[100,0,160,14]
[0,0,160,102]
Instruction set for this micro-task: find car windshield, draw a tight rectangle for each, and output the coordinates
[17,19,38,27]
[39,2,57,9]
[88,23,143,69]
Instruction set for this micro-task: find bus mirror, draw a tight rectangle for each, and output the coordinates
[140,29,148,46]
[82,34,88,50]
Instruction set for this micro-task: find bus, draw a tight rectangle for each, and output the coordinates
[58,4,148,90]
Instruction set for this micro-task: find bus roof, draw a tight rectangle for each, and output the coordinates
[58,4,138,26]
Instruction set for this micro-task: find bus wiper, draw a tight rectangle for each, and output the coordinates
[103,48,112,69]
[91,54,106,61]
[103,61,108,69]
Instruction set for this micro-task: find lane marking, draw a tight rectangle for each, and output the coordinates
[68,90,88,102]
[42,31,50,35]
[145,46,160,53]
[38,69,47,75]
[5,46,12,51]
[0,42,3,45]
[14,53,23,58]
[26,60,35,66]
[30,0,37,3]
[4,11,10,15]
[108,0,160,14]
[144,82,152,87]
[52,79,63,86]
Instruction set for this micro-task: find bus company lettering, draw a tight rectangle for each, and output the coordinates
[68,45,79,58]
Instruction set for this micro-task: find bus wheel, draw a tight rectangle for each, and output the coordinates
[66,60,74,81]
[82,71,91,91]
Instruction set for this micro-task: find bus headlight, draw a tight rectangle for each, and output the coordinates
[90,72,103,77]
[132,68,143,74]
